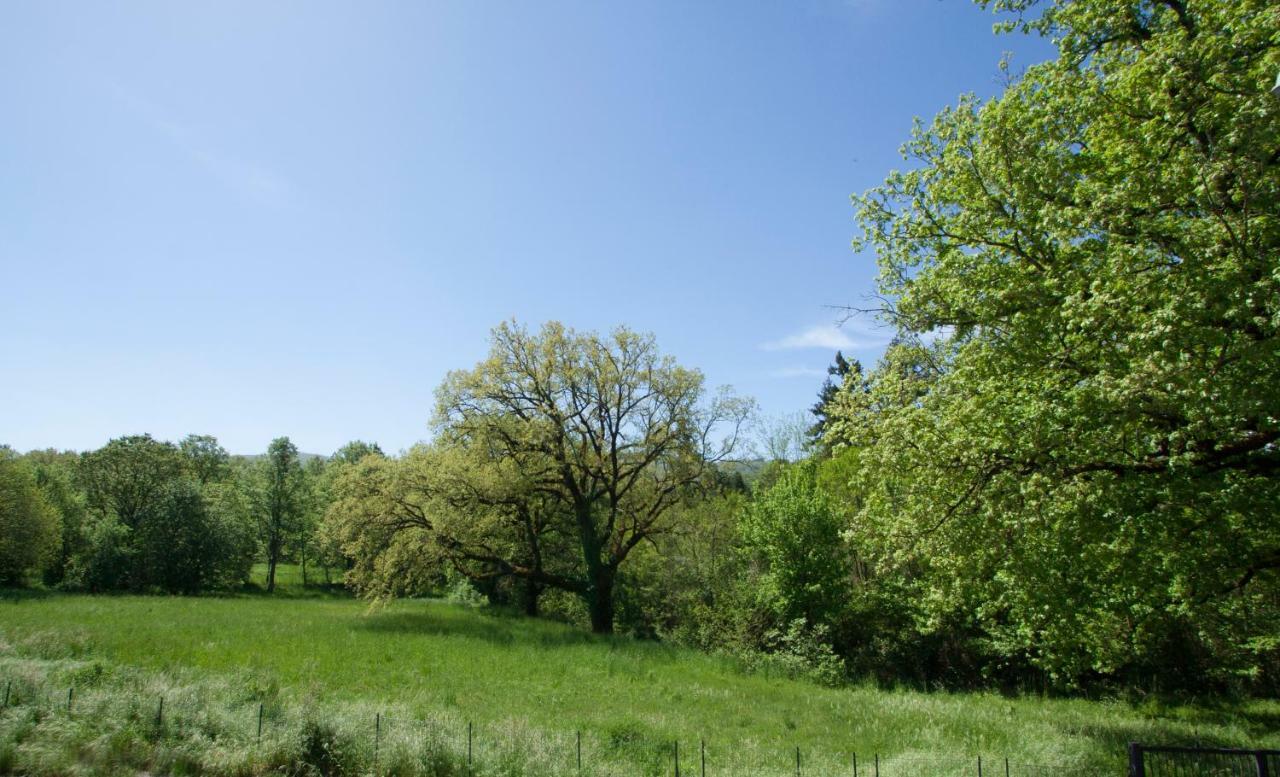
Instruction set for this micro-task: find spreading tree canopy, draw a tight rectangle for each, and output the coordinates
[840,0,1280,684]
[330,321,752,633]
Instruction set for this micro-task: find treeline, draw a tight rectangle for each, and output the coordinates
[2,304,1275,695]
[309,319,1276,697]
[0,435,380,594]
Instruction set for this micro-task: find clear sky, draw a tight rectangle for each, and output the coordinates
[0,0,1053,456]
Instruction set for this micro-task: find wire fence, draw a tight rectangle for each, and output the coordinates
[4,674,1250,776]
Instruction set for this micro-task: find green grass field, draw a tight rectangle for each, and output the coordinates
[1,572,1277,775]
[246,561,346,595]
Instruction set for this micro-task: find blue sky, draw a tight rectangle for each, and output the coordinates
[0,1,1053,455]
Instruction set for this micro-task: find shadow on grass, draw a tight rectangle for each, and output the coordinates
[0,586,60,602]
[358,607,600,647]
[1056,703,1280,754]
[236,582,351,600]
[356,605,685,664]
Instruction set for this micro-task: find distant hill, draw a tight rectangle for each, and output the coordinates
[716,458,768,486]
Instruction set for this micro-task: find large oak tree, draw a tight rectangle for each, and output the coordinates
[332,321,752,633]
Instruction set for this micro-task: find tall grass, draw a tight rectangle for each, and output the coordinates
[1,589,1277,775]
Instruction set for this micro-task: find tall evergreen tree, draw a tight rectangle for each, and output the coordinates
[808,351,856,448]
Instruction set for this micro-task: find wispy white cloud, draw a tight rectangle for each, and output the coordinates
[186,146,293,207]
[769,366,828,379]
[761,322,889,352]
[103,79,295,208]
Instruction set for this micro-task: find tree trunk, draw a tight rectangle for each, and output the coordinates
[522,577,541,617]
[266,555,278,593]
[587,569,615,634]
[574,502,615,634]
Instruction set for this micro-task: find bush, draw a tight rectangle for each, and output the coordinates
[444,575,487,608]
[292,718,360,776]
[765,619,847,685]
[65,514,135,591]
[739,463,849,628]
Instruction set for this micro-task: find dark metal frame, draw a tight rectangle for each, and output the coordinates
[1129,742,1280,777]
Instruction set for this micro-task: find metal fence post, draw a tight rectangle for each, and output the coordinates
[852,752,858,777]
[3,679,9,707]
[701,738,706,777]
[467,721,473,771]
[1128,743,1145,777]
[577,730,582,772]
[66,687,73,714]
[1256,751,1271,777]
[674,740,680,777]
[375,713,381,774]
[1004,756,1010,777]
[795,747,801,777]
[257,703,264,744]
[156,696,164,729]
[874,753,879,777]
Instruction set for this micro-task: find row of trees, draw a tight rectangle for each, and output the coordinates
[0,434,380,594]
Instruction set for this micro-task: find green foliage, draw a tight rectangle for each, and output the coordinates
[134,479,255,593]
[301,442,384,587]
[67,513,135,591]
[333,320,753,633]
[740,463,850,629]
[45,434,258,594]
[755,619,847,687]
[22,450,89,586]
[179,433,231,484]
[612,489,751,642]
[205,478,260,583]
[330,440,385,465]
[0,449,60,585]
[807,351,856,449]
[78,434,184,529]
[324,449,452,601]
[254,436,309,593]
[444,574,488,608]
[835,0,1280,689]
[293,718,361,777]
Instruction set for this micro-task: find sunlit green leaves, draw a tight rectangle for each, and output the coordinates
[840,0,1280,686]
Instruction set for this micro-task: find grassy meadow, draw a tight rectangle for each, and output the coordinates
[247,562,346,595]
[1,571,1277,776]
